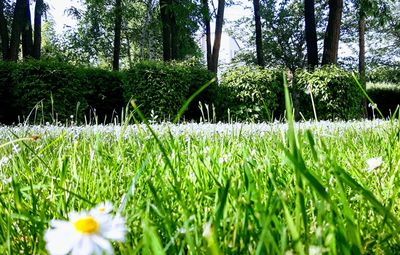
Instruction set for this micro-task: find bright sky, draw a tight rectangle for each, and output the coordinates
[48,0,251,34]
[47,0,80,33]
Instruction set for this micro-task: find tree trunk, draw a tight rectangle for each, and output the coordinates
[321,0,343,65]
[113,0,122,70]
[10,0,25,61]
[253,0,264,67]
[201,0,212,70]
[358,10,367,116]
[21,0,33,59]
[358,12,365,86]
[209,0,225,74]
[0,0,10,60]
[170,10,177,59]
[33,0,43,59]
[140,0,153,59]
[304,0,318,69]
[160,0,172,61]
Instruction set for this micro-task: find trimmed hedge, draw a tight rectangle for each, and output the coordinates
[367,67,400,84]
[366,83,400,118]
[10,60,88,123]
[0,60,375,124]
[0,60,125,124]
[217,66,285,122]
[81,68,124,123]
[293,65,364,121]
[0,61,15,123]
[0,60,215,124]
[122,61,216,121]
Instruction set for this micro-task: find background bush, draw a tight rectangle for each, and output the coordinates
[367,66,400,84]
[217,66,285,122]
[0,61,16,124]
[10,60,88,124]
[80,68,125,124]
[366,82,400,118]
[122,61,215,121]
[0,60,127,124]
[293,65,364,121]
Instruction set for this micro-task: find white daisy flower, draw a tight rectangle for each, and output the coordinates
[44,203,126,255]
[366,156,383,172]
[93,201,114,215]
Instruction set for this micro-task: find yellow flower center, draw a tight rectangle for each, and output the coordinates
[73,216,99,234]
[98,207,105,213]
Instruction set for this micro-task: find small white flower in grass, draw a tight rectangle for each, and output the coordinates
[219,153,231,164]
[44,203,126,255]
[309,245,327,255]
[12,144,21,153]
[0,156,10,167]
[202,222,213,238]
[366,156,383,172]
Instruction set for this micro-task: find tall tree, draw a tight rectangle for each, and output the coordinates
[304,0,318,68]
[113,0,122,70]
[160,0,177,61]
[321,0,343,65]
[253,0,264,67]
[33,0,44,59]
[21,0,33,58]
[201,0,212,70]
[209,0,225,73]
[358,7,365,84]
[0,0,10,60]
[9,0,25,60]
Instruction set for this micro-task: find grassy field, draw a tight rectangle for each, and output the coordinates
[0,117,399,254]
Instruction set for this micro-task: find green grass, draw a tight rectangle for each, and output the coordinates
[0,117,399,254]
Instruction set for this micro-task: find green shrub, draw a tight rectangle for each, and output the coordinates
[0,61,17,124]
[10,60,88,124]
[122,61,215,121]
[217,66,285,122]
[367,67,400,84]
[294,65,364,120]
[80,68,125,123]
[0,60,128,124]
[366,82,400,118]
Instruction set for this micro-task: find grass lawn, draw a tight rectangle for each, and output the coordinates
[0,119,399,254]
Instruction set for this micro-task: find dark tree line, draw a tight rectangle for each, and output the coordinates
[0,0,397,75]
[0,0,44,61]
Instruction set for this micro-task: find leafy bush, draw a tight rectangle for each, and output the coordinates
[10,60,88,124]
[80,68,125,123]
[0,61,16,124]
[294,65,364,120]
[122,61,215,121]
[367,67,400,84]
[366,82,400,118]
[217,66,285,122]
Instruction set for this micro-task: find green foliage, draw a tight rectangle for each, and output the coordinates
[0,60,127,124]
[217,66,285,122]
[366,82,400,118]
[294,65,364,120]
[367,66,400,84]
[9,60,88,123]
[0,61,16,123]
[122,60,215,121]
[80,68,125,123]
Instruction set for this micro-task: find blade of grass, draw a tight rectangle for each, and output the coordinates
[173,77,216,123]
